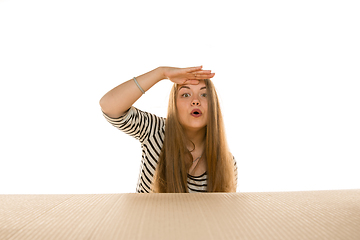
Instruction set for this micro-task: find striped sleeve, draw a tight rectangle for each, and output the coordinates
[102,106,165,144]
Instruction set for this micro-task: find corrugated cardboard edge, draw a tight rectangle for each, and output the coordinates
[1,189,359,240]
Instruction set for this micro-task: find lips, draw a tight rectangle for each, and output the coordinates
[190,109,202,117]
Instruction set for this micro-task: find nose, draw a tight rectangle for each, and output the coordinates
[191,99,201,106]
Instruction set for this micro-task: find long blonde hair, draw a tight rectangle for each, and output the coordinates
[152,79,236,193]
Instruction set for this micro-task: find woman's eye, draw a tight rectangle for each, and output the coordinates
[182,93,190,97]
[201,93,207,97]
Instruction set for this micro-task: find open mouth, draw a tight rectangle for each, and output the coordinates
[191,109,202,117]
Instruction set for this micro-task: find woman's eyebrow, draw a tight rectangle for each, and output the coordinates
[178,86,206,91]
[179,86,190,90]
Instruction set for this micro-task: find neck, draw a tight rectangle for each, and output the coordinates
[184,127,206,152]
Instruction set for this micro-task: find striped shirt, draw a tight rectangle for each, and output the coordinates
[103,106,237,193]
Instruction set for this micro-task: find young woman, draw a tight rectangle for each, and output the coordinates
[100,66,237,193]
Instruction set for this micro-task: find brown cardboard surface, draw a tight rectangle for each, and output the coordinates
[1,189,359,240]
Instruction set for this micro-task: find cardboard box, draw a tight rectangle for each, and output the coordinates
[1,189,359,239]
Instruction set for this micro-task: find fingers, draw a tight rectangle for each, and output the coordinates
[185,66,215,77]
[181,71,215,85]
[194,70,212,74]
[190,72,215,80]
[186,66,203,73]
[179,66,215,84]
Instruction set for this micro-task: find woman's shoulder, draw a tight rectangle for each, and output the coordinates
[132,107,166,127]
[106,106,165,124]
[103,106,165,142]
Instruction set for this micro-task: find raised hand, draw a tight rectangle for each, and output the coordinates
[162,66,215,85]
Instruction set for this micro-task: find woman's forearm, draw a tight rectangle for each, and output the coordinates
[100,67,166,118]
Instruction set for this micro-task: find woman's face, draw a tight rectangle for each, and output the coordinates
[176,80,208,131]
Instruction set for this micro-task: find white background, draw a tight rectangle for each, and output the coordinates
[0,0,359,194]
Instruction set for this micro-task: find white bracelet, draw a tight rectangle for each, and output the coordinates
[133,77,145,94]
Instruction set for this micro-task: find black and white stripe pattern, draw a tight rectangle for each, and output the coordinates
[188,172,207,193]
[103,106,238,193]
